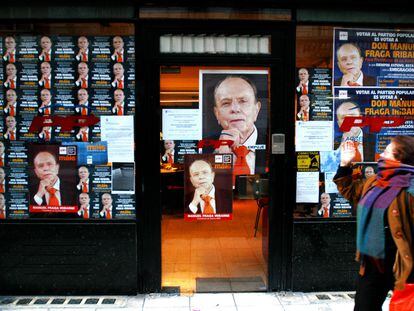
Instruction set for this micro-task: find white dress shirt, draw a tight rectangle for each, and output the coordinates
[188,185,216,214]
[34,178,61,206]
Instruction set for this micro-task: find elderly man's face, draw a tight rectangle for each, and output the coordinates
[6,64,16,77]
[102,193,112,206]
[78,89,88,102]
[298,69,309,82]
[114,89,125,102]
[113,36,124,49]
[5,37,16,49]
[79,193,90,205]
[40,62,51,75]
[321,193,330,205]
[78,62,89,76]
[0,169,5,181]
[299,95,310,108]
[337,44,363,77]
[6,90,17,103]
[78,36,89,49]
[0,142,4,154]
[0,194,5,206]
[6,117,16,129]
[189,160,215,191]
[41,37,52,50]
[34,152,59,181]
[78,166,89,180]
[41,90,51,102]
[214,77,261,138]
[164,140,175,150]
[113,63,124,77]
[364,166,375,178]
[336,102,361,127]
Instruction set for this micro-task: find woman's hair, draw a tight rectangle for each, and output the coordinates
[392,136,414,166]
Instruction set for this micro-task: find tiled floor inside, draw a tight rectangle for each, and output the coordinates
[162,199,267,294]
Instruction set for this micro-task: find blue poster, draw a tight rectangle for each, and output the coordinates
[334,28,414,87]
[62,141,108,165]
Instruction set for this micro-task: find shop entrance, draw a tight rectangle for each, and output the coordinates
[159,66,270,293]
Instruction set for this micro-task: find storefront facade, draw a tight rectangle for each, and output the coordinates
[0,1,413,294]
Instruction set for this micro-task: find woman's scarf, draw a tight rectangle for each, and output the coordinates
[357,158,414,259]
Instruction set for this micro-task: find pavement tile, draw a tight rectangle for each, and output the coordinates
[233,293,281,307]
[283,304,333,311]
[275,292,310,305]
[190,293,235,309]
[144,294,189,308]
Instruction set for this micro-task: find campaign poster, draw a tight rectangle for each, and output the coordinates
[1,34,135,221]
[331,193,353,217]
[160,139,198,165]
[333,88,414,161]
[200,70,268,175]
[28,144,78,214]
[62,141,108,165]
[333,28,414,87]
[184,153,233,221]
[297,151,320,172]
[295,68,333,121]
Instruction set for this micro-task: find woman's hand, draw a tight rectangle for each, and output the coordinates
[340,141,356,167]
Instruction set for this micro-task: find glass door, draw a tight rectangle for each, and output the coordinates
[159,65,270,294]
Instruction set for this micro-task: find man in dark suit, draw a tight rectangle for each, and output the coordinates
[185,159,232,215]
[31,151,73,206]
[210,76,266,175]
[334,43,376,87]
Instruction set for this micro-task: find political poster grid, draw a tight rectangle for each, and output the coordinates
[1,35,136,220]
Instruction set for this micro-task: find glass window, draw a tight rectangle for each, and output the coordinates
[0,23,135,220]
[294,25,414,220]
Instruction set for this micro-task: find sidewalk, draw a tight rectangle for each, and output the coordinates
[0,291,391,310]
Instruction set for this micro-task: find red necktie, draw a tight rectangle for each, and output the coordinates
[233,146,251,177]
[347,81,361,87]
[0,184,4,193]
[117,79,123,89]
[106,209,112,219]
[81,78,87,88]
[201,195,214,214]
[10,80,15,89]
[117,106,123,115]
[0,209,5,219]
[303,110,308,121]
[82,182,88,193]
[45,107,50,115]
[0,157,3,166]
[167,153,173,164]
[45,130,50,141]
[45,52,50,62]
[47,187,60,206]
[81,107,87,115]
[10,53,15,63]
[353,141,362,162]
[323,206,329,218]
[82,52,87,62]
[83,208,89,219]
[10,105,15,117]
[82,131,88,142]
[10,131,15,140]
[117,52,123,62]
[302,84,308,95]
[44,77,50,89]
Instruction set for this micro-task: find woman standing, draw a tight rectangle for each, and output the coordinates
[334,136,414,311]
